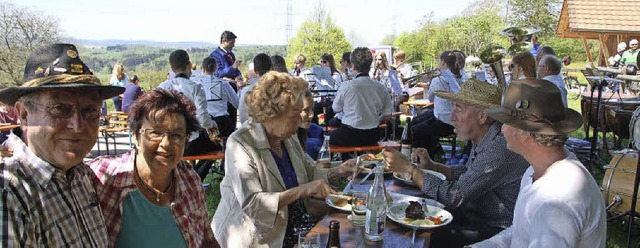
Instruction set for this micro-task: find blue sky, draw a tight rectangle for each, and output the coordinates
[17,0,475,46]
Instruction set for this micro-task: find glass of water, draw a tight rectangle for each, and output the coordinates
[351,191,367,226]
[299,231,319,248]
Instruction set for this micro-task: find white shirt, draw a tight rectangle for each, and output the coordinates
[332,75,393,129]
[472,153,606,248]
[238,77,261,124]
[157,76,214,130]
[543,74,568,107]
[428,70,461,125]
[190,74,239,117]
[396,63,416,79]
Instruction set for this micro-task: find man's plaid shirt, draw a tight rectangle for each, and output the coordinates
[0,133,108,247]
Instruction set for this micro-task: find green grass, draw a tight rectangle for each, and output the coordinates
[202,92,640,246]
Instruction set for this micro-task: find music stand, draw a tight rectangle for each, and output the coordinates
[584,76,611,174]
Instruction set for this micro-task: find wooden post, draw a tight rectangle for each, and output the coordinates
[583,37,594,68]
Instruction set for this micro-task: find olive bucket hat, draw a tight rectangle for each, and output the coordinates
[486,79,582,135]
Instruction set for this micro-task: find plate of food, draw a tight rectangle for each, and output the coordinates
[326,192,353,212]
[393,169,446,185]
[387,201,453,229]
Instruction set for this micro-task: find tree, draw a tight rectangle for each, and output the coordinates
[507,0,562,36]
[380,35,396,46]
[286,3,351,68]
[0,2,62,85]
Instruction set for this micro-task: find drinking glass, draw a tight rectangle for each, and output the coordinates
[350,191,367,226]
[298,231,319,248]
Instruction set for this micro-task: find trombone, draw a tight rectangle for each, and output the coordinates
[404,69,442,87]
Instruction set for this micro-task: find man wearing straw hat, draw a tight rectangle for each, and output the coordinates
[383,79,529,247]
[472,79,606,247]
[0,43,124,246]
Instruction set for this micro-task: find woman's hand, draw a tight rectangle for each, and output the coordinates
[381,147,412,173]
[298,180,336,199]
[336,158,359,178]
[411,148,433,169]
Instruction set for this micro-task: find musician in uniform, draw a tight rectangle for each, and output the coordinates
[291,54,312,79]
[238,53,273,124]
[331,47,392,147]
[209,30,242,131]
[537,55,567,107]
[393,50,416,84]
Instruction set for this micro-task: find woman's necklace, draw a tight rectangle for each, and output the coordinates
[134,163,174,202]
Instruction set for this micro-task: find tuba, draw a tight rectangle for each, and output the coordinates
[501,26,540,57]
[480,46,507,92]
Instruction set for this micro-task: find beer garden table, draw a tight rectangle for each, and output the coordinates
[307,176,437,248]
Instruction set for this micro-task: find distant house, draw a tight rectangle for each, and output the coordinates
[556,0,640,66]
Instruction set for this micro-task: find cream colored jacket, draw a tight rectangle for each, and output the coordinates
[211,120,328,247]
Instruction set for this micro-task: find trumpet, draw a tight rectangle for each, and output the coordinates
[480,46,507,92]
[405,69,441,87]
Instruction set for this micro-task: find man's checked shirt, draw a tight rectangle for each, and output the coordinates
[0,133,108,247]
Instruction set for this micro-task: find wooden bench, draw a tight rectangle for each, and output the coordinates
[98,126,129,155]
[183,150,226,180]
[330,140,401,157]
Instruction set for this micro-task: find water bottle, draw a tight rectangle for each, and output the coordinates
[365,164,387,241]
[400,117,413,159]
[317,134,331,164]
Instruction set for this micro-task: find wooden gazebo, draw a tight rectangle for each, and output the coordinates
[556,0,640,66]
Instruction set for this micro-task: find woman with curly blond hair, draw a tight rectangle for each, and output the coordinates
[211,71,357,248]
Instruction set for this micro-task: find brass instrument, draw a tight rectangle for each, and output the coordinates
[405,69,442,87]
[501,26,541,56]
[501,26,541,44]
[480,46,507,92]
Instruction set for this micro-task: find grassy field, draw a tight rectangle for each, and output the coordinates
[203,89,639,247]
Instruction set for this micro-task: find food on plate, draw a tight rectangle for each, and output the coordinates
[405,201,425,219]
[328,193,353,207]
[400,201,446,226]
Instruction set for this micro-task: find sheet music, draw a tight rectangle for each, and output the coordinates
[310,66,335,91]
[388,70,404,95]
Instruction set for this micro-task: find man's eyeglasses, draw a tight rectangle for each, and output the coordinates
[320,60,327,63]
[34,103,101,120]
[141,128,186,143]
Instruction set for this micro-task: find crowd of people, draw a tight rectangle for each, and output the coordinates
[0,29,607,248]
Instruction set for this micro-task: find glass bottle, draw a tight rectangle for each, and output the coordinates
[326,220,341,248]
[317,134,331,163]
[365,164,387,241]
[400,117,413,159]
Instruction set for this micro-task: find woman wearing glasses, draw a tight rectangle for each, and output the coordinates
[212,72,357,248]
[89,89,218,247]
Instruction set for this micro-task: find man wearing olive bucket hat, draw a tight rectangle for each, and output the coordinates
[0,43,124,246]
[472,79,606,247]
[383,79,529,247]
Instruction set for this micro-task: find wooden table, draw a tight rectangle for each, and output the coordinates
[403,99,433,107]
[308,177,434,247]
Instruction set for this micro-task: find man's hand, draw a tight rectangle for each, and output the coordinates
[411,148,433,169]
[381,147,412,173]
[0,145,12,158]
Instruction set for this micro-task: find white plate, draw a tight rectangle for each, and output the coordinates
[393,169,447,185]
[386,201,453,230]
[325,193,352,212]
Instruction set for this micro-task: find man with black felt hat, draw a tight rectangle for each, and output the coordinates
[0,43,123,246]
[471,79,606,247]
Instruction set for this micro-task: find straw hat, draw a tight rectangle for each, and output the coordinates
[0,43,124,105]
[486,79,582,135]
[434,79,501,110]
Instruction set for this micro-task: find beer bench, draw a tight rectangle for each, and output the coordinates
[183,150,226,188]
[330,140,401,158]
